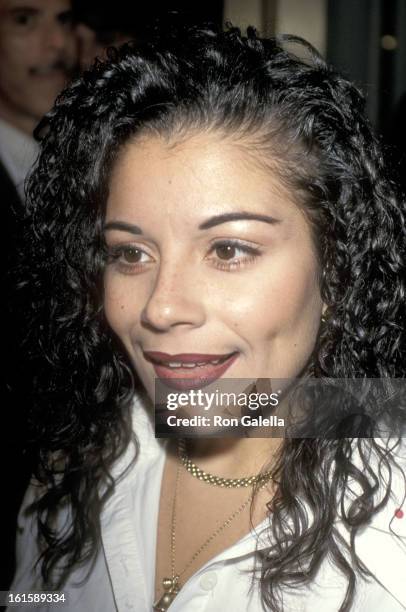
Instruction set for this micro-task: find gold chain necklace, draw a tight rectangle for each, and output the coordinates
[153,443,273,611]
[178,438,273,488]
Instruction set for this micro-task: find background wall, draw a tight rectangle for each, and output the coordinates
[223,0,327,55]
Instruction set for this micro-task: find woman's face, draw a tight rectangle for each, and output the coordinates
[103,132,324,399]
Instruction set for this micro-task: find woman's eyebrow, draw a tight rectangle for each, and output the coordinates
[198,212,281,230]
[104,221,143,235]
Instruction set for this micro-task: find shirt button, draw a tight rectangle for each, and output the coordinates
[199,571,218,591]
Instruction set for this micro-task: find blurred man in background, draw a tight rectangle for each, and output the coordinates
[0,0,77,592]
[0,0,77,200]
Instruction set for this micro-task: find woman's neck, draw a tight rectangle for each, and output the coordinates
[181,436,282,478]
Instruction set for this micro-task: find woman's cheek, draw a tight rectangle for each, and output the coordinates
[103,277,130,335]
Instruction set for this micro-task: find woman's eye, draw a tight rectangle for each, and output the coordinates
[208,241,261,271]
[106,245,153,273]
[120,247,143,263]
[215,244,239,260]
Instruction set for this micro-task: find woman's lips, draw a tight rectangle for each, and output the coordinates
[143,351,239,390]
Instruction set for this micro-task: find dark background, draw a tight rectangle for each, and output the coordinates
[327,0,406,188]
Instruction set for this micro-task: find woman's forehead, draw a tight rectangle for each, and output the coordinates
[106,131,304,228]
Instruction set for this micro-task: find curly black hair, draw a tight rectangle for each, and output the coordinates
[17,25,406,611]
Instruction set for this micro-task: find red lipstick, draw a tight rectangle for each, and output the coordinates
[143,351,239,390]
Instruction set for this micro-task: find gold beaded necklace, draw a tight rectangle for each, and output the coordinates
[153,440,274,611]
[178,438,273,488]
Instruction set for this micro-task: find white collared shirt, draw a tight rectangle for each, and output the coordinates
[0,118,38,200]
[10,396,406,611]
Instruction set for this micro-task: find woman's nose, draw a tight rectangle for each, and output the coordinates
[140,266,206,332]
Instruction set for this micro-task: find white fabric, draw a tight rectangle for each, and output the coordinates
[0,118,38,199]
[10,396,406,611]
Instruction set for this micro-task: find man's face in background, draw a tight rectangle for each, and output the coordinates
[0,0,77,134]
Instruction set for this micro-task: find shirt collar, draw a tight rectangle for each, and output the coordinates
[0,117,39,199]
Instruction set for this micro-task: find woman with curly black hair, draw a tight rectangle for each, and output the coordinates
[9,26,406,612]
